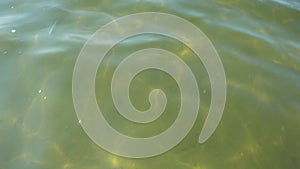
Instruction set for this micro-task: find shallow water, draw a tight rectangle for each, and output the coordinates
[1,0,299,169]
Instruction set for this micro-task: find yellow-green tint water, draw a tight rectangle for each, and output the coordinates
[0,0,299,169]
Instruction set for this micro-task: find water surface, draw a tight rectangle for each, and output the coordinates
[0,0,299,169]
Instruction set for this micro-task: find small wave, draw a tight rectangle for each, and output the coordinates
[271,0,300,11]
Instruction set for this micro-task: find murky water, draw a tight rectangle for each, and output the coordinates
[1,0,299,168]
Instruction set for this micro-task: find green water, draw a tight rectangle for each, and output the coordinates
[1,0,299,168]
